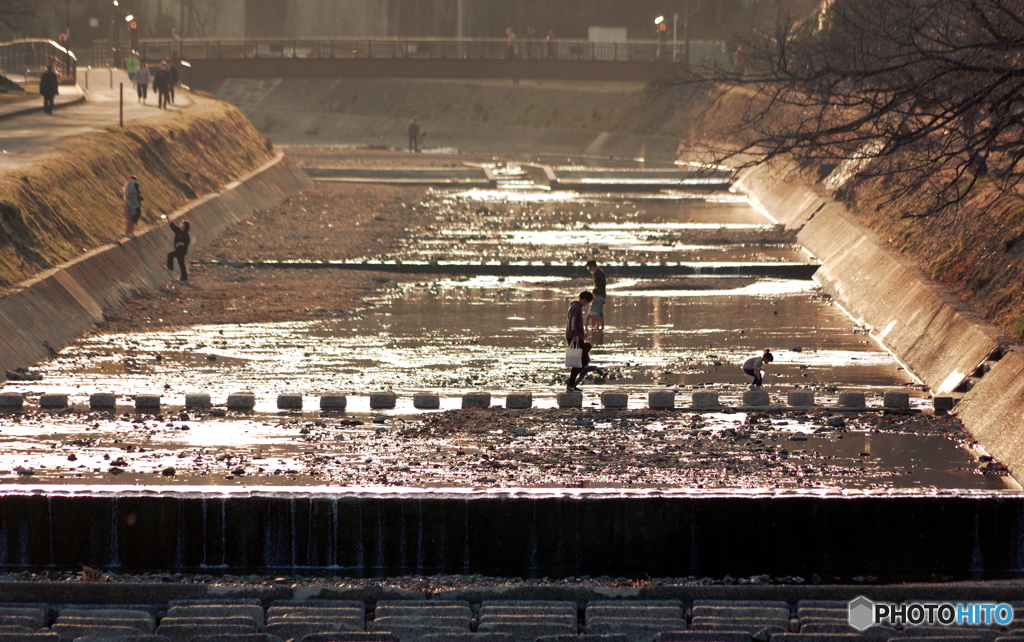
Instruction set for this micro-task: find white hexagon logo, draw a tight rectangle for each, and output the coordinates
[848,596,875,631]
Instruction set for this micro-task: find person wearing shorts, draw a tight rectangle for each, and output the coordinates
[586,260,606,329]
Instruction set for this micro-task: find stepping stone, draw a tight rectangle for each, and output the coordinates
[742,389,770,406]
[788,391,815,406]
[601,391,628,408]
[413,394,440,409]
[692,606,790,620]
[648,390,675,409]
[462,392,491,408]
[883,391,909,408]
[585,619,687,641]
[369,392,396,409]
[505,393,532,409]
[266,623,362,640]
[585,602,684,624]
[89,394,117,410]
[159,617,259,631]
[0,393,23,410]
[134,395,160,411]
[226,393,256,411]
[40,394,68,409]
[557,392,582,408]
[54,618,153,634]
[277,394,303,410]
[319,395,347,410]
[184,394,211,409]
[691,391,720,408]
[837,392,865,408]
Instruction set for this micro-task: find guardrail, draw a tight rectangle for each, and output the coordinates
[90,36,729,68]
[0,39,77,81]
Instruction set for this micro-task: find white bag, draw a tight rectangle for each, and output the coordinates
[565,340,583,368]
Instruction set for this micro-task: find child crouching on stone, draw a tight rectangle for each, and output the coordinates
[743,348,773,389]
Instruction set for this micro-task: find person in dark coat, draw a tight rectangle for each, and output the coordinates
[153,61,172,109]
[39,65,59,114]
[407,116,420,152]
[166,220,191,281]
[565,291,593,392]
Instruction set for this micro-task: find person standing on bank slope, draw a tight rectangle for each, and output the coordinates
[407,116,421,152]
[123,175,142,238]
[166,220,191,281]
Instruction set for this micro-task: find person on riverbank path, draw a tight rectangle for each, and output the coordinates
[154,61,172,109]
[407,117,421,152]
[166,220,191,281]
[586,259,606,330]
[134,60,151,104]
[39,66,59,115]
[565,290,593,392]
[743,348,774,389]
[123,175,142,238]
[125,52,140,82]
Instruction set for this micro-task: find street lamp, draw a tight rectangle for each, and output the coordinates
[654,15,667,61]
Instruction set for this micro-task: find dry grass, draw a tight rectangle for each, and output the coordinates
[0,96,272,289]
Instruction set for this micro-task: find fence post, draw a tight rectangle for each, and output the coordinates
[119,82,123,127]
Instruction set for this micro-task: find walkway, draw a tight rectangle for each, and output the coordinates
[0,67,192,171]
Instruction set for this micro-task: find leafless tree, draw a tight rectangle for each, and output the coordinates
[682,0,1024,216]
[0,0,57,32]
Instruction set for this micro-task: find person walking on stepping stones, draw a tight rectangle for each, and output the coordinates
[743,348,773,389]
[166,220,191,281]
[565,291,593,392]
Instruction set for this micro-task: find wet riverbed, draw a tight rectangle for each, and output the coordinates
[0,165,1011,491]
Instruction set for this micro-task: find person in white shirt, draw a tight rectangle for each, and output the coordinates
[742,348,774,389]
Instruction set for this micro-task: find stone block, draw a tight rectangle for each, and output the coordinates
[462,392,491,408]
[933,396,956,411]
[505,392,532,409]
[648,390,675,409]
[557,392,583,408]
[787,391,815,407]
[883,391,910,409]
[135,395,161,410]
[601,391,628,408]
[277,394,303,410]
[319,395,347,410]
[227,393,256,411]
[413,393,440,409]
[40,393,68,409]
[742,389,770,406]
[691,391,720,408]
[89,393,117,409]
[0,393,24,410]
[837,392,865,408]
[369,391,396,409]
[185,394,212,409]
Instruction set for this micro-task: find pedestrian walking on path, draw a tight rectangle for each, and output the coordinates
[134,61,151,104]
[407,116,421,152]
[125,52,140,82]
[154,62,172,109]
[166,220,191,281]
[123,175,142,238]
[39,66,59,115]
[586,259,607,330]
[742,348,774,389]
[565,290,593,392]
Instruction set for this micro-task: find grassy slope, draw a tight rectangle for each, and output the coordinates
[0,97,272,289]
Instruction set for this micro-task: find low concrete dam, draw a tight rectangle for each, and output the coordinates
[2,490,1023,577]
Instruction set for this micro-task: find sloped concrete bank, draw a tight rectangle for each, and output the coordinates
[0,152,312,375]
[733,165,1023,477]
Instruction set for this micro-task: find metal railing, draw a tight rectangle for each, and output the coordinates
[0,39,77,81]
[90,36,729,68]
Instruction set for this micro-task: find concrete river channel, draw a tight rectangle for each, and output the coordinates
[0,159,1019,577]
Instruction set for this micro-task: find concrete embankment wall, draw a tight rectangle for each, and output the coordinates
[0,152,311,375]
[734,165,1024,475]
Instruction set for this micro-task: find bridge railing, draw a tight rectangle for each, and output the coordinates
[0,39,77,81]
[91,37,729,68]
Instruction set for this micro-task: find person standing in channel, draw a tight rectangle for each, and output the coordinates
[166,220,191,281]
[565,291,593,392]
[123,175,142,238]
[743,348,774,389]
[134,59,151,103]
[586,260,607,330]
[39,65,59,115]
[407,116,421,152]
